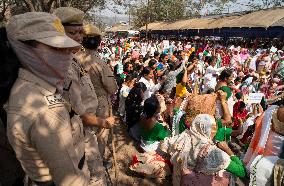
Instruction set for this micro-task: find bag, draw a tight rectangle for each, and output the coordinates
[180,144,230,186]
[185,93,217,127]
[180,169,230,186]
[130,153,172,178]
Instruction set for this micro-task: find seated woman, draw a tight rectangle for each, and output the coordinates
[126,82,147,135]
[175,61,197,98]
[118,74,137,118]
[233,100,248,130]
[160,114,246,186]
[243,96,284,186]
[172,89,233,141]
[138,67,162,101]
[215,69,235,117]
[139,96,170,152]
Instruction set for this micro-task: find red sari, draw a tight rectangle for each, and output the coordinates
[233,101,248,129]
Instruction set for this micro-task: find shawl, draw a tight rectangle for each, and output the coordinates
[243,105,278,169]
[161,114,231,175]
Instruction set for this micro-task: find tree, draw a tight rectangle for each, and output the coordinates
[0,0,106,22]
[131,0,189,28]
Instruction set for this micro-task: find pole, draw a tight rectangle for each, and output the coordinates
[109,105,118,186]
[145,0,149,41]
[129,3,131,26]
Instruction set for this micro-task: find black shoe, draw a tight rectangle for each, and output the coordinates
[103,161,112,169]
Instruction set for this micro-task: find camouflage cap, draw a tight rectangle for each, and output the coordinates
[83,24,103,37]
[6,12,80,48]
[53,7,84,25]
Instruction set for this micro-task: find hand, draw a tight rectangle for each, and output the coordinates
[159,76,167,84]
[216,141,230,151]
[104,116,116,128]
[216,141,234,156]
[217,90,227,101]
[193,60,198,65]
[237,118,244,125]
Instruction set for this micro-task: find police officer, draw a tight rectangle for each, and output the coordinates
[80,24,118,162]
[6,12,89,185]
[53,7,111,185]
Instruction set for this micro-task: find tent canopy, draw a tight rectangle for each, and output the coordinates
[140,7,284,31]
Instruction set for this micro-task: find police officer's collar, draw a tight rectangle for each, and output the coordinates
[18,68,57,95]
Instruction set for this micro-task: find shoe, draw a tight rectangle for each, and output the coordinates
[103,161,112,169]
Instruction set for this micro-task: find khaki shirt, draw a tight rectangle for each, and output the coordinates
[6,69,89,186]
[63,55,98,115]
[87,51,118,97]
[81,50,118,118]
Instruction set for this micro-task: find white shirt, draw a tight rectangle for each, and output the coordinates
[139,77,161,101]
[205,65,225,75]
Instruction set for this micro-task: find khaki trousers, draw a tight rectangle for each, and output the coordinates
[85,128,107,185]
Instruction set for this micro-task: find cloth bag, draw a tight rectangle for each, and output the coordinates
[185,93,217,127]
[129,153,172,178]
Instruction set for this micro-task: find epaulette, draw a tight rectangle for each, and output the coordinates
[72,58,88,77]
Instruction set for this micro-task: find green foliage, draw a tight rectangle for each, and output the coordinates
[0,0,106,22]
[131,0,189,28]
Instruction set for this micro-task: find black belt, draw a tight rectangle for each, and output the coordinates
[31,153,85,186]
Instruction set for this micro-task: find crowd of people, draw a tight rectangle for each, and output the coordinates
[0,5,284,186]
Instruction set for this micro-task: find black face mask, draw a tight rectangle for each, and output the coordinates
[83,36,101,50]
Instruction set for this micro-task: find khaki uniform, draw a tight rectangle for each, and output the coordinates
[6,69,89,186]
[63,55,107,185]
[86,50,118,158]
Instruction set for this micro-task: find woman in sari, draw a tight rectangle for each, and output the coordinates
[215,69,235,117]
[243,96,284,186]
[139,96,170,152]
[161,113,246,186]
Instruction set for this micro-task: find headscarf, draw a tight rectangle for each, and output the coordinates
[161,114,231,175]
[8,37,72,93]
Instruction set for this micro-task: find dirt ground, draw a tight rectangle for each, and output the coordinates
[105,121,249,186]
[105,122,172,186]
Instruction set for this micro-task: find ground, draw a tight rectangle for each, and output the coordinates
[105,120,249,186]
[106,122,172,186]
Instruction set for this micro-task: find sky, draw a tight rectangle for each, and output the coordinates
[92,0,284,26]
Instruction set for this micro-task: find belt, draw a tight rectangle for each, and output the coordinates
[30,153,85,186]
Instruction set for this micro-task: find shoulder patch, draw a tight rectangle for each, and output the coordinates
[45,94,66,107]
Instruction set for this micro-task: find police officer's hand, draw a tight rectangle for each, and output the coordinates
[104,116,116,128]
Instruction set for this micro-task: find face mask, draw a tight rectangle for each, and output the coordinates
[8,37,72,93]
